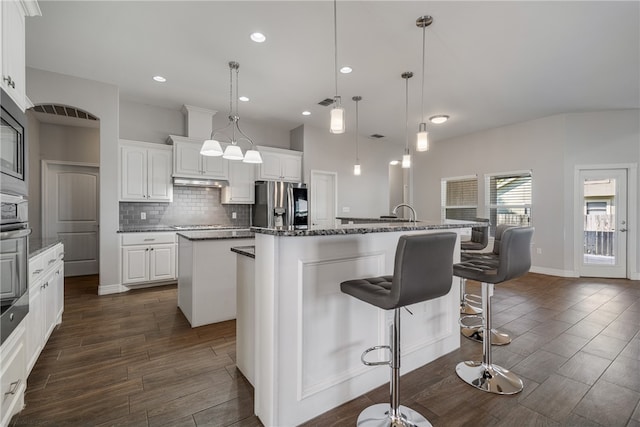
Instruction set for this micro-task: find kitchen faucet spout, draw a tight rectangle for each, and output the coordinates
[392,204,417,223]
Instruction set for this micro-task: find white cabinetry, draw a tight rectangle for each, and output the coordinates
[222,161,255,204]
[121,233,176,285]
[0,323,25,427]
[256,146,302,182]
[169,136,228,180]
[25,243,64,376]
[1,0,40,112]
[119,140,173,202]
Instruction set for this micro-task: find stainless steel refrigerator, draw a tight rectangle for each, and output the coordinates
[253,181,308,229]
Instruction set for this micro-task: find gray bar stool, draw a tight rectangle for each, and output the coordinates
[459,224,514,345]
[341,232,457,427]
[459,218,490,316]
[454,226,533,395]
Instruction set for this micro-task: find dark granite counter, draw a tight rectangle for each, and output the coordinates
[231,245,255,259]
[251,219,482,237]
[118,225,248,233]
[336,216,410,224]
[29,237,62,258]
[177,229,255,241]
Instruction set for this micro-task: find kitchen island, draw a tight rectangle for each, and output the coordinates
[177,229,254,327]
[250,220,479,426]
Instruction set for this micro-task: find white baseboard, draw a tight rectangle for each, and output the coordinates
[630,272,640,280]
[530,266,579,278]
[98,283,128,295]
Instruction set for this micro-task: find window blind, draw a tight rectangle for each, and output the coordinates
[442,177,477,221]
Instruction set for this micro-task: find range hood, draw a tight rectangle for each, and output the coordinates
[173,177,229,188]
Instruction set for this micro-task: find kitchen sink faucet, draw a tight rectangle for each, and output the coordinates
[392,203,417,223]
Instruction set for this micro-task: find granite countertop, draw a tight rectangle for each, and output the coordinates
[230,245,255,258]
[176,229,255,241]
[251,219,483,237]
[29,237,62,258]
[336,216,411,223]
[118,225,248,233]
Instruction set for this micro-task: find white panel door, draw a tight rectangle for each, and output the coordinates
[120,145,147,200]
[281,155,302,182]
[259,152,283,180]
[310,170,337,228]
[122,246,149,284]
[173,141,202,177]
[202,155,228,179]
[578,168,628,278]
[44,163,99,277]
[149,244,176,281]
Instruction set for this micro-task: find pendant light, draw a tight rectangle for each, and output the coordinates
[416,15,433,152]
[200,61,262,164]
[401,71,413,169]
[352,96,362,175]
[329,0,345,134]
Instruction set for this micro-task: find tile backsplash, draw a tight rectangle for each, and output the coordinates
[119,186,251,227]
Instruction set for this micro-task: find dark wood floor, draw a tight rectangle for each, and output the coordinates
[11,273,640,426]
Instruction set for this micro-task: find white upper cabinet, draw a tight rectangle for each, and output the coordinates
[256,146,302,182]
[1,0,41,111]
[222,160,255,204]
[119,139,173,202]
[169,136,229,180]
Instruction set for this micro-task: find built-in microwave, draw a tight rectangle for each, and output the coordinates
[1,88,28,197]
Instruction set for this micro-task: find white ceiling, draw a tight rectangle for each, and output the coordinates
[26,1,640,145]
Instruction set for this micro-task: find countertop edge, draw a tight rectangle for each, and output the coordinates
[29,238,62,258]
[231,246,255,259]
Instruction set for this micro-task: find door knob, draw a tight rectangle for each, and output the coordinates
[620,228,627,232]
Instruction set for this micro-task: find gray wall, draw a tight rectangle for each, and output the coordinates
[299,124,402,218]
[27,67,120,289]
[412,109,639,277]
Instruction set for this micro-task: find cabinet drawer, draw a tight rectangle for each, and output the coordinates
[29,254,44,286]
[121,232,176,246]
[54,243,64,261]
[42,247,58,270]
[1,324,25,424]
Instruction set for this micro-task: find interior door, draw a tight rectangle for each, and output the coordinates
[578,168,627,278]
[44,162,99,277]
[310,170,337,229]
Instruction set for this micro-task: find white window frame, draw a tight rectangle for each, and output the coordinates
[484,170,532,236]
[441,174,478,221]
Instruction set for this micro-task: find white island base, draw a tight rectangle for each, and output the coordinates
[253,226,466,426]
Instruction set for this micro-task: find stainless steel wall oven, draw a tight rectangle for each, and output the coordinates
[1,192,30,344]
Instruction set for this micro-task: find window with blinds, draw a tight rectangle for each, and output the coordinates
[441,176,478,221]
[485,171,532,236]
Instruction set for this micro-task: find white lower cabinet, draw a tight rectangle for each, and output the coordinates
[121,233,177,285]
[25,243,64,376]
[0,323,25,427]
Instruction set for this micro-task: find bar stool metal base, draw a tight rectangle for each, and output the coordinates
[460,301,482,315]
[357,403,432,427]
[461,327,512,345]
[455,361,523,395]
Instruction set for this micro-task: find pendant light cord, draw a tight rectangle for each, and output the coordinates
[405,76,409,153]
[355,99,359,161]
[420,25,426,122]
[333,0,338,97]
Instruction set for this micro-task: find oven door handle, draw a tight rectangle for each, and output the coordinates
[0,227,32,240]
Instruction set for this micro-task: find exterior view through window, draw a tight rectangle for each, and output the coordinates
[485,171,532,236]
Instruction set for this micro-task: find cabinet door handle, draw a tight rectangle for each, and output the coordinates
[34,269,43,274]
[3,75,15,89]
[4,380,21,396]
[150,248,154,251]
[48,259,56,265]
[143,238,155,242]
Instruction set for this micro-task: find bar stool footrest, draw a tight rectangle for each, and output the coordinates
[459,314,483,329]
[357,403,433,427]
[361,345,391,366]
[455,361,523,395]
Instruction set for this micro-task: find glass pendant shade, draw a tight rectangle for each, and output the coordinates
[330,106,345,134]
[416,123,429,152]
[353,164,361,176]
[200,139,223,156]
[402,154,411,169]
[243,149,263,164]
[223,144,244,160]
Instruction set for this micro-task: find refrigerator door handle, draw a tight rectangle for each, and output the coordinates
[287,186,294,228]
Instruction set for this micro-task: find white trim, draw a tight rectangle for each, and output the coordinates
[573,163,637,279]
[441,174,478,182]
[98,284,127,295]
[310,170,338,227]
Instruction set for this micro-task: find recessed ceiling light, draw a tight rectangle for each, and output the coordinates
[389,160,399,165]
[250,32,266,43]
[239,96,250,102]
[153,75,167,83]
[302,111,311,116]
[429,115,449,124]
[340,66,352,74]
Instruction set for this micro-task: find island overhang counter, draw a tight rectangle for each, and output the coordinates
[250,220,479,426]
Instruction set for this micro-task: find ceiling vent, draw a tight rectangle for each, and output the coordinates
[318,98,334,107]
[32,104,98,121]
[369,134,385,139]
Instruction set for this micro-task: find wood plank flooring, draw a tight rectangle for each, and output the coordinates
[10,273,640,426]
